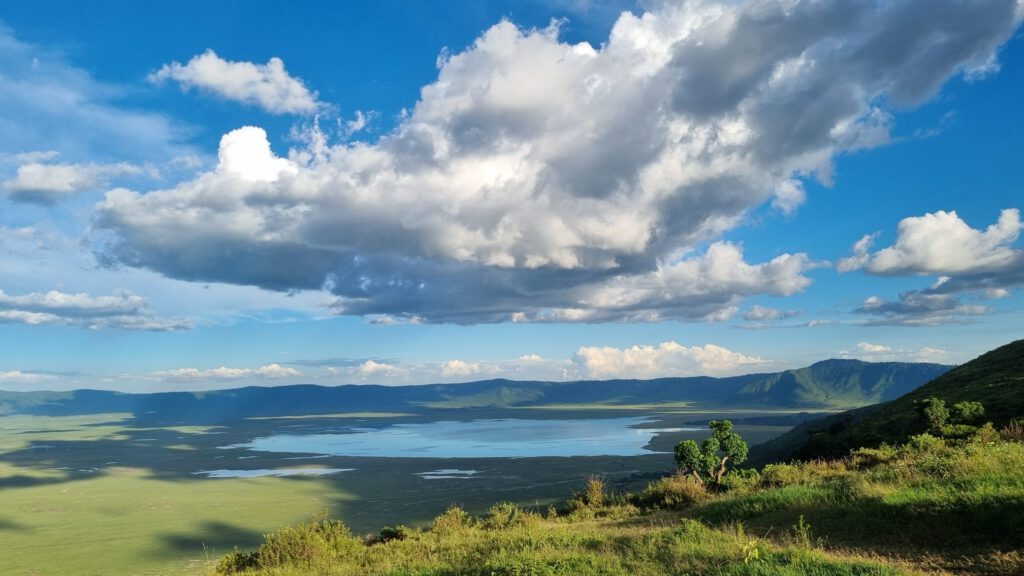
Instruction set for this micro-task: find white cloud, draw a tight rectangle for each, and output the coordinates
[842,209,1023,323]
[96,1,1023,323]
[255,363,302,379]
[0,288,190,331]
[358,360,407,377]
[441,359,482,377]
[840,343,950,363]
[856,342,891,354]
[151,363,303,382]
[574,341,769,379]
[150,50,321,115]
[843,209,1021,275]
[0,370,57,384]
[3,161,144,204]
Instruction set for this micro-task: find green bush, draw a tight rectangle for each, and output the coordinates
[634,473,708,509]
[849,445,898,469]
[481,502,540,530]
[255,513,357,569]
[215,547,259,574]
[375,524,416,543]
[431,505,474,535]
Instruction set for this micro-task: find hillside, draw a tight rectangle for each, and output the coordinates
[0,360,950,423]
[213,430,1024,576]
[750,339,1024,464]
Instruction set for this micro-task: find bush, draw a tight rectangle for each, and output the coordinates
[255,513,357,569]
[969,422,1000,444]
[905,433,945,453]
[634,473,708,509]
[215,547,259,574]
[431,505,474,535]
[481,502,540,530]
[721,468,761,493]
[374,524,415,544]
[583,476,607,508]
[849,444,898,469]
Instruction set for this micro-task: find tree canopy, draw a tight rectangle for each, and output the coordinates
[674,420,748,486]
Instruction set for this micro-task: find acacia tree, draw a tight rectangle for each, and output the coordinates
[674,420,749,486]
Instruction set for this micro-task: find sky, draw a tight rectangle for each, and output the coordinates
[0,0,1022,392]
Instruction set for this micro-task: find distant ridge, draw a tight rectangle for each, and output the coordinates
[0,359,951,424]
[749,339,1024,465]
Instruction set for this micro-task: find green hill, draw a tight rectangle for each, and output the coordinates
[750,339,1024,464]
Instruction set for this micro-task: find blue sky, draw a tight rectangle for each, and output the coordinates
[0,0,1022,391]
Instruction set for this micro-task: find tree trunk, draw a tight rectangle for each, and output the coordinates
[713,456,730,485]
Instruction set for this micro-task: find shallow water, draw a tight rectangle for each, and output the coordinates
[195,467,353,478]
[225,417,702,458]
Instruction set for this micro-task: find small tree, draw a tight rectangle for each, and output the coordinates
[674,420,749,487]
[951,401,985,425]
[917,397,949,434]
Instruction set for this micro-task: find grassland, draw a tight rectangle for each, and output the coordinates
[0,407,796,575]
[215,430,1024,576]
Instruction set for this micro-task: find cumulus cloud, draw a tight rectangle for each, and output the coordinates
[150,363,302,382]
[358,360,407,377]
[0,288,190,331]
[841,209,1021,275]
[840,342,950,363]
[96,1,1022,324]
[574,341,769,379]
[3,161,144,204]
[856,342,890,354]
[150,50,322,115]
[841,209,1023,324]
[441,359,483,377]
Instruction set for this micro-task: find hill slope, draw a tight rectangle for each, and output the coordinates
[0,360,950,423]
[750,339,1024,464]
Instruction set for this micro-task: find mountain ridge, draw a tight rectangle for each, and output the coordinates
[0,359,952,423]
[749,339,1024,464]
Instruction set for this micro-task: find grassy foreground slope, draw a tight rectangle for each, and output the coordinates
[751,339,1024,463]
[213,432,1024,576]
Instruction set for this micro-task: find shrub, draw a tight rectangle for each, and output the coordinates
[849,444,898,469]
[481,502,540,530]
[721,468,761,493]
[255,513,357,569]
[917,397,949,434]
[951,401,985,424]
[583,476,607,508]
[215,547,259,574]
[374,524,415,544]
[634,473,708,510]
[431,505,474,535]
[759,463,803,487]
[905,433,945,453]
[969,422,1000,444]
